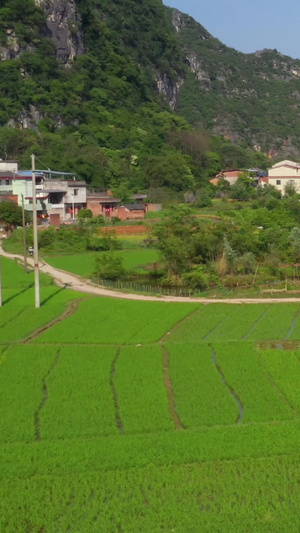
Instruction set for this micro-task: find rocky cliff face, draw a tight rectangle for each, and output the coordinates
[170,8,300,155]
[0,29,34,61]
[35,0,84,63]
[156,73,184,110]
[0,0,84,64]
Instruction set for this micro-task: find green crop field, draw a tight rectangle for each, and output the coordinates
[2,257,300,531]
[44,249,160,278]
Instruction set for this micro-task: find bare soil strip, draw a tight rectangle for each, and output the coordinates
[259,340,300,350]
[34,348,61,441]
[162,346,184,430]
[110,348,124,435]
[211,346,244,424]
[286,307,300,339]
[23,299,82,344]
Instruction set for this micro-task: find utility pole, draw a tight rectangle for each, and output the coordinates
[31,154,40,308]
[21,193,27,273]
[0,253,2,307]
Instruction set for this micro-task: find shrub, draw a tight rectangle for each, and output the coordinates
[93,252,125,280]
[183,267,209,290]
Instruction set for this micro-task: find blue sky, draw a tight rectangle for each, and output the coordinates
[163,0,300,59]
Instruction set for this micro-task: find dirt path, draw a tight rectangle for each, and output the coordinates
[3,245,300,304]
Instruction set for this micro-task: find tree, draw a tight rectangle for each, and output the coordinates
[77,208,93,221]
[0,201,25,229]
[289,227,300,263]
[152,206,199,275]
[93,252,125,280]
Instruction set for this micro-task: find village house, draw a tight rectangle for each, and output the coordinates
[86,191,159,220]
[212,169,242,186]
[267,159,300,194]
[0,162,87,222]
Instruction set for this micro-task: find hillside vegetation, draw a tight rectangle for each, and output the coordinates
[0,0,269,195]
[171,8,300,156]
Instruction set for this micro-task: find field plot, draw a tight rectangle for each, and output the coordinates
[246,304,300,340]
[169,303,300,343]
[1,256,52,289]
[214,343,295,423]
[34,298,198,344]
[208,304,269,341]
[0,345,57,443]
[115,346,173,433]
[3,257,300,531]
[167,343,238,427]
[44,249,160,277]
[1,454,300,532]
[168,304,231,343]
[41,346,118,439]
[259,349,300,413]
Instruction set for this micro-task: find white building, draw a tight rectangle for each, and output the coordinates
[268,160,300,194]
[0,162,87,221]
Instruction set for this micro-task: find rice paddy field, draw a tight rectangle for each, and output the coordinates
[44,249,160,278]
[2,257,300,531]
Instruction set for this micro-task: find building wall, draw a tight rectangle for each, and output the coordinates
[146,203,162,212]
[49,214,61,226]
[224,176,239,186]
[113,207,145,220]
[268,177,300,194]
[86,200,103,217]
[269,166,300,177]
[0,161,18,173]
[64,185,86,205]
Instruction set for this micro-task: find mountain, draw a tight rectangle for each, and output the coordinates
[169,8,300,158]
[0,0,275,194]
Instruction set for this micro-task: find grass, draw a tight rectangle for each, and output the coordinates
[2,257,300,530]
[44,249,160,278]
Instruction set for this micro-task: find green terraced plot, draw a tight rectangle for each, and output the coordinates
[214,343,294,423]
[246,304,300,340]
[260,349,300,413]
[34,298,198,344]
[167,343,238,427]
[3,257,300,531]
[168,304,231,342]
[41,346,118,439]
[115,346,173,433]
[0,345,57,443]
[44,249,160,277]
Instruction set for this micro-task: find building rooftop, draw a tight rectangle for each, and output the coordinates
[123,204,145,211]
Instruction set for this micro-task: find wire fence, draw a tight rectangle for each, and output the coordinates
[93,277,196,297]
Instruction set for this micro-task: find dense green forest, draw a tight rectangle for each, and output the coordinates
[0,0,270,196]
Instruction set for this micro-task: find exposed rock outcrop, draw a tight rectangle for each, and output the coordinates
[35,0,85,63]
[0,29,34,61]
[156,73,184,110]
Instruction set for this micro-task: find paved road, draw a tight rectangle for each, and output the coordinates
[2,245,300,304]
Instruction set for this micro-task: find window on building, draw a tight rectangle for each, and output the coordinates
[5,179,10,185]
[73,189,78,196]
[276,180,281,185]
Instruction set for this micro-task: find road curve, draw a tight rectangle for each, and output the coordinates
[2,245,300,304]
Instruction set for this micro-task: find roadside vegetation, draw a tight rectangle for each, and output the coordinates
[4,178,300,296]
